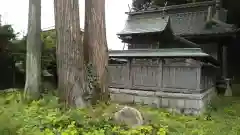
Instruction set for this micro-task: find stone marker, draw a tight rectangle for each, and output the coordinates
[113,106,143,128]
[224,78,232,97]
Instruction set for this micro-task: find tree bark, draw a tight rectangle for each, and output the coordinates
[54,0,90,108]
[83,0,109,102]
[24,0,42,100]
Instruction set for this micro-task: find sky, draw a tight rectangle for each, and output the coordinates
[0,0,132,50]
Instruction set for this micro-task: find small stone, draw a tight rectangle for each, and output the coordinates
[113,106,144,128]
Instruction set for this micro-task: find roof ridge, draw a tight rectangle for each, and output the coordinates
[127,1,216,15]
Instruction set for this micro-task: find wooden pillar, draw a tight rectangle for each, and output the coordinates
[216,44,223,77]
[196,67,201,91]
[222,45,232,96]
[215,0,221,20]
[222,45,228,78]
[128,58,132,89]
[0,14,2,26]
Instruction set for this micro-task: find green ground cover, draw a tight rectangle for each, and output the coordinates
[0,88,240,135]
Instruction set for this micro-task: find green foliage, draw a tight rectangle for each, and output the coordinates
[0,24,24,89]
[8,30,57,76]
[0,24,16,41]
[8,36,26,64]
[41,29,56,49]
[1,90,240,135]
[132,0,152,10]
[41,29,57,75]
[85,63,98,102]
[86,63,98,91]
[1,27,58,89]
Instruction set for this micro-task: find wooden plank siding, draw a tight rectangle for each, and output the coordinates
[109,58,216,94]
[108,62,130,89]
[131,58,162,90]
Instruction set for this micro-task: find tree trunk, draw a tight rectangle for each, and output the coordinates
[83,0,109,102]
[54,0,90,108]
[24,0,42,100]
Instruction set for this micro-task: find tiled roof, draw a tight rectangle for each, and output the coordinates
[118,11,236,36]
[169,11,236,36]
[109,48,219,65]
[118,1,237,37]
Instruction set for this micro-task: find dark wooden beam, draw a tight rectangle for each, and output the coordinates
[174,36,200,48]
[183,33,237,44]
[222,45,228,77]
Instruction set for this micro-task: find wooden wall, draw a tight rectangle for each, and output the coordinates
[109,58,216,93]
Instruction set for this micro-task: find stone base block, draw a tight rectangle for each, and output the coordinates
[224,78,232,97]
[109,87,216,115]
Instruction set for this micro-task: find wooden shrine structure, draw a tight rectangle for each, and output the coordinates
[108,0,238,115]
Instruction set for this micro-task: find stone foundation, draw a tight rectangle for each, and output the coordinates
[109,87,216,115]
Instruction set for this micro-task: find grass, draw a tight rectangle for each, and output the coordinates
[0,88,240,134]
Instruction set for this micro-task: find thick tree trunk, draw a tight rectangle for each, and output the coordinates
[24,0,42,100]
[54,0,90,108]
[84,0,109,102]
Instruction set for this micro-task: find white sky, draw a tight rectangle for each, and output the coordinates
[0,0,132,50]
